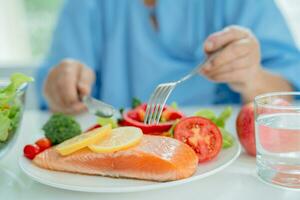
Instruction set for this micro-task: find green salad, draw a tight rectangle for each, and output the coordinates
[0,73,33,143]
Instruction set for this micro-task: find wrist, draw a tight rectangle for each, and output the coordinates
[241,68,293,103]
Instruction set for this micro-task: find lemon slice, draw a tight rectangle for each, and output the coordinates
[56,124,112,156]
[88,127,143,153]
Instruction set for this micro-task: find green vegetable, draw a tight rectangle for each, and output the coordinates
[0,113,10,142]
[119,108,125,115]
[195,107,234,149]
[167,119,180,137]
[132,97,142,109]
[43,113,82,145]
[0,73,33,143]
[215,107,232,128]
[170,102,178,110]
[98,117,118,128]
[194,109,217,123]
[219,128,234,149]
[0,73,33,105]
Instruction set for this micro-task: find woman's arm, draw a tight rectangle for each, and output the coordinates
[36,0,103,110]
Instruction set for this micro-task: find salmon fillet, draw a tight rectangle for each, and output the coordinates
[33,135,198,182]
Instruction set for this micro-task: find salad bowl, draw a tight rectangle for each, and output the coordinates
[0,80,27,159]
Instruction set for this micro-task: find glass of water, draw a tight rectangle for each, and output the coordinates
[254,92,300,189]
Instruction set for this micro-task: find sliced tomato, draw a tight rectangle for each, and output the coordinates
[35,138,52,151]
[120,103,185,135]
[174,116,222,163]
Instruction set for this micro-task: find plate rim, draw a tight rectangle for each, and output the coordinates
[19,142,241,193]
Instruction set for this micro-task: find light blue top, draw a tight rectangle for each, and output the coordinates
[36,0,300,109]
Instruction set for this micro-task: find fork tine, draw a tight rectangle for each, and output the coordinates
[154,85,174,124]
[147,86,166,124]
[144,85,163,124]
[144,85,160,124]
[144,94,155,124]
[150,86,169,124]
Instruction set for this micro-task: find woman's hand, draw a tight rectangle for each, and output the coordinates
[44,59,95,114]
[201,26,292,102]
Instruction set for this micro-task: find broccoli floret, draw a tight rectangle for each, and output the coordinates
[42,113,81,145]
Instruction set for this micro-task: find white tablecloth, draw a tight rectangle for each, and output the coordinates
[1,107,300,200]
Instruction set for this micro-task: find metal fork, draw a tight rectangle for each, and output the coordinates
[144,62,205,124]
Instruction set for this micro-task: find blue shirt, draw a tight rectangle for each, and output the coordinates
[36,0,300,109]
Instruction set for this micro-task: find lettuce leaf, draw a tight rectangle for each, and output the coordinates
[98,117,118,128]
[0,73,33,142]
[0,112,10,142]
[0,73,33,105]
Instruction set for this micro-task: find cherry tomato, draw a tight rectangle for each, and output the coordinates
[23,144,41,160]
[161,108,183,121]
[35,138,52,151]
[120,103,185,135]
[174,116,222,163]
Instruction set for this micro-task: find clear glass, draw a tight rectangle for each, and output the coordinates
[254,92,300,189]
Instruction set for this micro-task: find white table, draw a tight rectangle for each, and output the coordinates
[1,107,300,200]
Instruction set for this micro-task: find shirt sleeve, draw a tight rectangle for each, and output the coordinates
[35,0,103,109]
[220,0,300,96]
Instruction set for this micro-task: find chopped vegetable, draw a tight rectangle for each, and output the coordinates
[219,128,234,149]
[0,113,10,142]
[119,108,125,115]
[194,109,217,123]
[170,102,178,110]
[120,103,185,135]
[23,144,40,160]
[0,73,33,143]
[215,107,232,128]
[43,113,82,145]
[167,119,179,137]
[35,137,52,152]
[131,97,142,109]
[0,73,33,105]
[98,117,118,128]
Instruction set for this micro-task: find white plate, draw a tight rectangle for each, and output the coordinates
[19,141,240,193]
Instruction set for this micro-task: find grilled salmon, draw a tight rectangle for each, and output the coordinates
[33,135,198,182]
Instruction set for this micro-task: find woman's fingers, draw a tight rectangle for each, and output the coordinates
[202,38,251,73]
[204,26,250,53]
[203,54,250,78]
[44,59,95,114]
[77,66,95,98]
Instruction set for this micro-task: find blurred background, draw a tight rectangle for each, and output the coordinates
[0,0,299,109]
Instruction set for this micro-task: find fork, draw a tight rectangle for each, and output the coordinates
[144,61,205,125]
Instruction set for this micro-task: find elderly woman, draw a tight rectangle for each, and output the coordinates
[37,0,300,114]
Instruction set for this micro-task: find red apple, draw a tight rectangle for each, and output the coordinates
[236,102,256,156]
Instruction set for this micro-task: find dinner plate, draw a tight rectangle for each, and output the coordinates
[19,141,241,193]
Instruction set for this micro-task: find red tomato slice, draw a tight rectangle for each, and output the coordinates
[35,138,52,151]
[120,103,185,135]
[174,116,222,163]
[23,144,41,160]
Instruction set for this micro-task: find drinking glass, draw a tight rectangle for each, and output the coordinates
[254,92,300,189]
